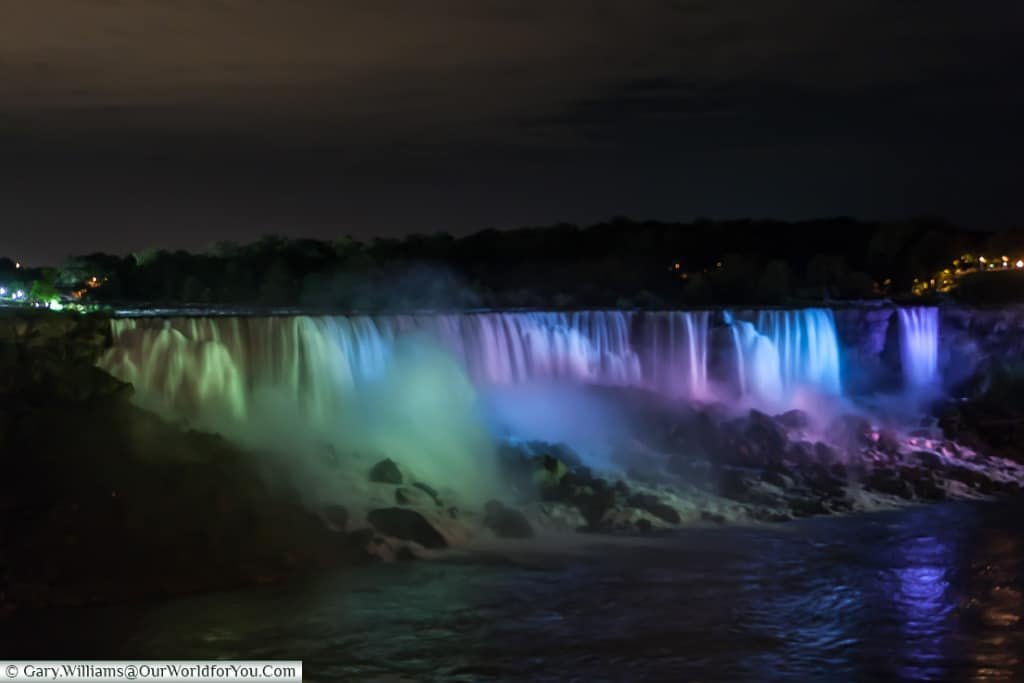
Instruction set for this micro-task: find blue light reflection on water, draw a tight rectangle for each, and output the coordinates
[4,501,1024,682]
[894,536,957,680]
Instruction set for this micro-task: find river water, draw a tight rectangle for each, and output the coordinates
[4,501,1024,682]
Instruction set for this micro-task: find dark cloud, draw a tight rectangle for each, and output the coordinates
[0,0,1021,264]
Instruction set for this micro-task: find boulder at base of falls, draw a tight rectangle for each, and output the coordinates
[775,409,811,431]
[411,482,443,507]
[483,500,534,539]
[625,493,681,525]
[369,458,404,485]
[532,454,569,489]
[367,508,448,548]
[395,486,431,507]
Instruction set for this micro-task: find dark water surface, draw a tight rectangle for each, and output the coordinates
[4,501,1024,681]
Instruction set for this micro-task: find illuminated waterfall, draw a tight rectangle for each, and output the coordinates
[756,309,842,395]
[101,309,848,422]
[102,316,398,424]
[897,307,939,392]
[418,311,645,388]
[728,320,783,403]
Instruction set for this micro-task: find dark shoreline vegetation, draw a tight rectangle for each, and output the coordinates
[4,307,1024,616]
[5,217,1024,311]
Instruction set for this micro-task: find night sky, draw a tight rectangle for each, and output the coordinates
[2,1,1022,266]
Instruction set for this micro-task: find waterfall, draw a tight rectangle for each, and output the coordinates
[636,311,711,398]
[897,307,939,392]
[719,308,842,405]
[101,309,850,421]
[102,316,399,424]
[755,309,842,395]
[396,311,710,399]
[727,320,783,403]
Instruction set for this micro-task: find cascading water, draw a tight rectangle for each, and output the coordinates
[897,307,939,393]
[390,311,711,400]
[99,309,850,476]
[717,308,842,406]
[755,309,842,396]
[101,309,851,415]
[727,320,783,404]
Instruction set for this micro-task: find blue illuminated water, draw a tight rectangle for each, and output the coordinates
[757,308,842,396]
[899,307,940,393]
[6,501,1023,681]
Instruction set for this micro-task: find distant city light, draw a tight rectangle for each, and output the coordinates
[13,290,24,299]
[0,287,6,296]
[14,262,20,269]
[1017,260,1023,269]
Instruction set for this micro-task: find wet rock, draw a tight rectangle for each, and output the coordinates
[903,469,947,501]
[700,511,726,524]
[776,409,811,431]
[625,493,681,525]
[395,487,429,507]
[830,415,873,446]
[483,500,534,539]
[573,485,619,529]
[718,468,756,501]
[762,469,796,490]
[815,442,839,463]
[532,454,569,489]
[797,463,847,500]
[739,410,788,465]
[912,451,943,468]
[945,467,1002,495]
[367,508,446,548]
[864,470,913,498]
[786,441,815,468]
[395,546,418,562]
[535,502,587,531]
[749,508,792,523]
[369,458,403,485]
[828,462,848,479]
[363,535,421,563]
[412,482,442,506]
[876,430,901,457]
[790,497,828,517]
[364,535,399,563]
[667,456,716,490]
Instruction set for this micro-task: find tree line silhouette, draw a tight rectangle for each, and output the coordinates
[15,217,1024,310]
